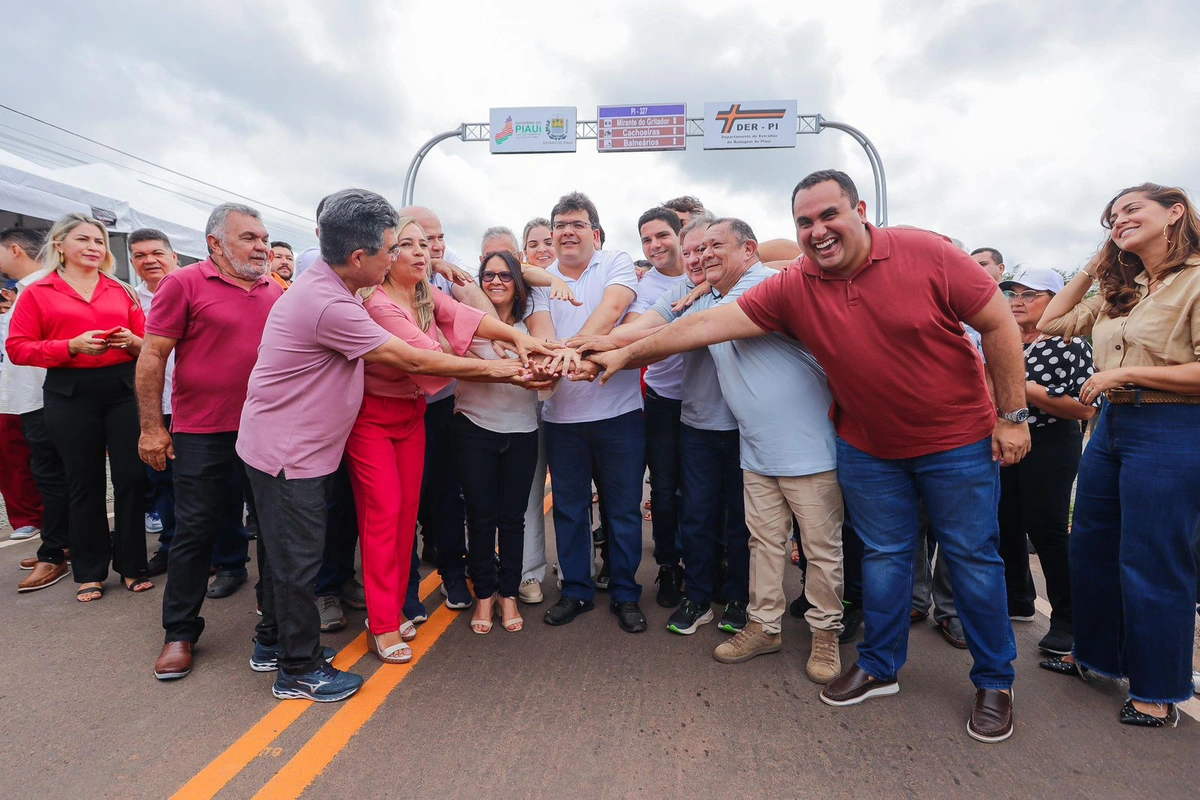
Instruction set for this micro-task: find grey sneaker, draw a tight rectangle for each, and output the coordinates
[317,595,346,632]
[340,577,367,610]
[712,621,782,664]
[806,629,842,684]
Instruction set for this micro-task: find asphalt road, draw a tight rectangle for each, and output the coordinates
[1,495,1198,799]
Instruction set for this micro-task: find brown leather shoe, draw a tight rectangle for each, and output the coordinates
[154,641,194,680]
[19,549,70,570]
[18,561,70,592]
[967,688,1014,743]
[820,664,899,706]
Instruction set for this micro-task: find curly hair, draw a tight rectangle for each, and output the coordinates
[1097,183,1200,318]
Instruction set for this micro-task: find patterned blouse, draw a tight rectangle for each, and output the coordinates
[1024,336,1095,428]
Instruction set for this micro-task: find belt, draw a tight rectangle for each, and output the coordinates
[1105,388,1200,405]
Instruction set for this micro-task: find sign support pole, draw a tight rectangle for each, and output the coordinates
[402,115,888,226]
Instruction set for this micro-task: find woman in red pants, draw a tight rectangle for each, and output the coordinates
[344,216,549,664]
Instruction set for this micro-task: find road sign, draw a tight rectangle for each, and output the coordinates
[597,103,687,153]
[489,106,577,154]
[703,100,798,150]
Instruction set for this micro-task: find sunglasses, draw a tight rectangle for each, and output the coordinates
[481,271,513,283]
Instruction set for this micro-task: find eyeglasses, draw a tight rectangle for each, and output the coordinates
[1003,290,1049,302]
[552,221,594,232]
[481,271,513,283]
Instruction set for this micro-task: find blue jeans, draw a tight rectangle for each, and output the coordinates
[546,411,644,604]
[644,389,682,566]
[837,436,1015,689]
[1071,402,1200,704]
[678,425,749,604]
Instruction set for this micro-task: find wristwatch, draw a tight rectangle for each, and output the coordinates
[999,408,1030,424]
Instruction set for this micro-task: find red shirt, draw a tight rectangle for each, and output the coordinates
[6,271,145,369]
[737,225,997,459]
[146,259,284,434]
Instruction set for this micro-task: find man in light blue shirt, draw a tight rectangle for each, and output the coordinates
[590,218,846,684]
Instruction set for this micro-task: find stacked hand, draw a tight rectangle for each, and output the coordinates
[105,327,138,350]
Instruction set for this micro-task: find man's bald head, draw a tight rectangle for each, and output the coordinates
[398,205,445,258]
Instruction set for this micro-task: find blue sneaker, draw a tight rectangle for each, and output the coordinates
[272,662,363,702]
[440,578,473,610]
[403,597,428,624]
[250,639,337,673]
[144,512,163,534]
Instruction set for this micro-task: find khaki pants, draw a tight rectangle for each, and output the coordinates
[743,469,844,634]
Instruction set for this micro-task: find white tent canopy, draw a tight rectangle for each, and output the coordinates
[0,145,316,260]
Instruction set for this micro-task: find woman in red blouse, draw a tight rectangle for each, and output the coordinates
[6,214,152,602]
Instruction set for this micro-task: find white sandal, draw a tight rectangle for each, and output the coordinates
[365,621,412,664]
[399,620,417,641]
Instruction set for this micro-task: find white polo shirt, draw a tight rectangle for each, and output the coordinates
[0,269,51,416]
[533,249,643,424]
[136,282,175,417]
[629,267,688,400]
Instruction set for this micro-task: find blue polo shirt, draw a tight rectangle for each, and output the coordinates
[657,263,835,477]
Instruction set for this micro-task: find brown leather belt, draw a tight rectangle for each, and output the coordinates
[1105,388,1200,405]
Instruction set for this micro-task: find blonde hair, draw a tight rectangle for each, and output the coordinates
[42,213,116,274]
[358,216,435,332]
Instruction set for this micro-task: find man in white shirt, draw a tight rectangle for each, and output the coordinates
[627,208,689,607]
[530,192,648,633]
[0,227,69,591]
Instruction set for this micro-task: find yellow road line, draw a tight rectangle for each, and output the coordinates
[170,570,442,800]
[251,602,459,798]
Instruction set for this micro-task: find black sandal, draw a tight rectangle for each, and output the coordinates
[76,585,103,602]
[1038,655,1089,679]
[1119,699,1179,728]
[124,575,154,593]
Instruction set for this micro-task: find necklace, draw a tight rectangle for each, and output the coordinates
[1022,333,1045,359]
[59,269,99,296]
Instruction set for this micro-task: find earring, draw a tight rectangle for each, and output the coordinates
[1163,223,1172,242]
[1117,251,1137,268]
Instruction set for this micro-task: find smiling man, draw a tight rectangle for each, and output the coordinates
[628,207,688,607]
[588,218,845,681]
[587,169,1030,743]
[139,208,284,682]
[269,241,295,285]
[536,191,648,634]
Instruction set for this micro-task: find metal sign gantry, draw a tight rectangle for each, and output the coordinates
[402,113,888,227]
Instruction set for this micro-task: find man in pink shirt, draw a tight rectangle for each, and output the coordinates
[138,204,285,681]
[236,189,544,702]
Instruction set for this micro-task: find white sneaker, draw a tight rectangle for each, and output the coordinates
[1193,671,1199,695]
[9,526,39,540]
[144,513,163,533]
[518,578,544,604]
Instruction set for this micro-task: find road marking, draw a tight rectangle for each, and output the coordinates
[170,570,442,800]
[0,533,39,550]
[251,602,459,799]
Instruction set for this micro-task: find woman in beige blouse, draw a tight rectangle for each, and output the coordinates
[1038,182,1200,728]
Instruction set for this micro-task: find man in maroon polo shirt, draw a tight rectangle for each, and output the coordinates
[588,170,1030,743]
[138,203,285,681]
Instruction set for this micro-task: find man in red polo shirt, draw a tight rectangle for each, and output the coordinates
[138,203,285,681]
[588,170,1030,743]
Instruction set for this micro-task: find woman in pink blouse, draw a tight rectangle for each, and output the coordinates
[343,217,549,664]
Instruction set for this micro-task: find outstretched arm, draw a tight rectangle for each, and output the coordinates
[589,301,768,383]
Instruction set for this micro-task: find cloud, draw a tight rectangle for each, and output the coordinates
[4,0,1200,270]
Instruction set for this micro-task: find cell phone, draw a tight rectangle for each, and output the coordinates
[99,327,123,339]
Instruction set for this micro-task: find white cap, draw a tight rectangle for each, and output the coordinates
[1000,267,1064,294]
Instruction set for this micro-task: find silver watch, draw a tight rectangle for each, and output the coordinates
[999,408,1030,424]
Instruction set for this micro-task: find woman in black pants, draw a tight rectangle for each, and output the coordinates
[6,214,150,601]
[997,268,1095,655]
[454,252,542,633]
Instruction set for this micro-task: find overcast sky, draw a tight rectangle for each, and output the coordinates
[5,0,1198,271]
